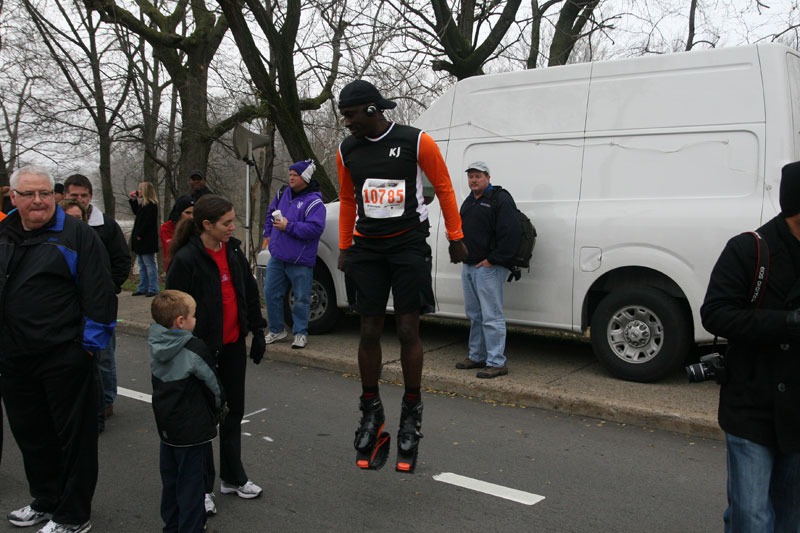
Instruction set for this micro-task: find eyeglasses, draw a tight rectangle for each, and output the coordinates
[14,189,55,200]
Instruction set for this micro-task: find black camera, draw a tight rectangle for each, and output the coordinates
[686,353,727,383]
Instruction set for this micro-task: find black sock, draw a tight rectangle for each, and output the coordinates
[403,388,421,405]
[361,385,379,400]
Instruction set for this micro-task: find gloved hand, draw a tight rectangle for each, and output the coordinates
[786,309,800,333]
[216,402,229,425]
[250,330,266,365]
[338,249,348,271]
[448,240,468,264]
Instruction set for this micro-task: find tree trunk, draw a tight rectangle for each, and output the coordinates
[98,126,115,217]
[686,0,698,51]
[0,144,8,188]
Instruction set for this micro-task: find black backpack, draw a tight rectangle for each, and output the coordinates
[488,185,537,281]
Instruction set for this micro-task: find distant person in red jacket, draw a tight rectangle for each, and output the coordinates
[160,196,194,270]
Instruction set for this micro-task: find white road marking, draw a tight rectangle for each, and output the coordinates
[262,436,274,442]
[241,420,251,425]
[118,387,151,403]
[244,408,267,418]
[433,472,545,506]
[242,432,252,437]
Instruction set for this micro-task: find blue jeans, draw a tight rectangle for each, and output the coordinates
[265,258,313,335]
[137,253,159,294]
[724,433,800,532]
[461,264,507,368]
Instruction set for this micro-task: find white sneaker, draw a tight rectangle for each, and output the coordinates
[292,334,307,349]
[7,505,51,527]
[36,520,91,533]
[220,480,262,499]
[264,330,288,344]
[204,493,216,516]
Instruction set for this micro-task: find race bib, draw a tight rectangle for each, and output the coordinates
[361,178,405,218]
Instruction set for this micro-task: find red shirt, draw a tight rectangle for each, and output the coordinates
[160,220,175,269]
[207,243,240,344]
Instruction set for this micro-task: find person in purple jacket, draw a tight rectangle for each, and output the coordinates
[263,159,326,349]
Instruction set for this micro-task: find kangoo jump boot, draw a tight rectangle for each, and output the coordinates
[396,400,423,473]
[354,396,391,470]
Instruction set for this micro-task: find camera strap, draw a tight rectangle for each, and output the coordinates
[746,231,769,308]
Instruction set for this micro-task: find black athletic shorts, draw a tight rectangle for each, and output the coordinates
[343,223,434,316]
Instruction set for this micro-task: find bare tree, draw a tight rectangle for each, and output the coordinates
[387,0,524,79]
[22,0,134,215]
[216,0,349,201]
[84,0,266,187]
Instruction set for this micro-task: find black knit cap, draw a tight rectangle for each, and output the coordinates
[169,195,195,223]
[780,161,800,217]
[338,80,397,110]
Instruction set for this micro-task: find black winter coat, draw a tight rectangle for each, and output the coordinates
[165,235,266,353]
[701,215,800,453]
[0,206,118,358]
[129,200,159,254]
[91,210,131,292]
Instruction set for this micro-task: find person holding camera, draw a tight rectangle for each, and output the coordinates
[700,161,800,532]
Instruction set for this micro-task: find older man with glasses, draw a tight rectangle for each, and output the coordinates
[0,165,117,533]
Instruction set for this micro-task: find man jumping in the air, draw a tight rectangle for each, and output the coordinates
[336,80,467,473]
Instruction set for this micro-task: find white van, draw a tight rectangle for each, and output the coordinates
[257,43,800,382]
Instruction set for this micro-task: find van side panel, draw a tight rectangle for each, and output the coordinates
[586,47,765,131]
[431,68,591,326]
[759,46,800,224]
[577,48,767,341]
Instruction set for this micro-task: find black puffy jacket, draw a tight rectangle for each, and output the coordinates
[165,235,265,353]
[701,215,800,453]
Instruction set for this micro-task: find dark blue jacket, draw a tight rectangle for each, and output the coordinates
[460,185,522,268]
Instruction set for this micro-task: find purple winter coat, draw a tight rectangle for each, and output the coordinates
[263,180,326,267]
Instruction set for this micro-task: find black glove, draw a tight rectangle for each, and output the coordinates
[786,309,800,333]
[448,240,468,264]
[250,330,266,365]
[216,402,229,425]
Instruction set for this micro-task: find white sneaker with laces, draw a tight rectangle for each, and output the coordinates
[36,520,91,533]
[220,480,263,499]
[292,334,307,349]
[204,493,217,516]
[7,505,51,527]
[264,330,287,344]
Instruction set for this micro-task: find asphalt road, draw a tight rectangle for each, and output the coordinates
[0,331,727,532]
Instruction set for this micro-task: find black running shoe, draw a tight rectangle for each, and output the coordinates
[354,396,390,470]
[396,400,424,473]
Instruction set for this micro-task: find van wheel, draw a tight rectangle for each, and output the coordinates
[283,264,342,335]
[590,287,690,382]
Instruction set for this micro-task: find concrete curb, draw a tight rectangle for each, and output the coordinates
[118,319,722,440]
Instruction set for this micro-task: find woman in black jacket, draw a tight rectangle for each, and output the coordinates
[165,195,267,513]
[129,182,160,296]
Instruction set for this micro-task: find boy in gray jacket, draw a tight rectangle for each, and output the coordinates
[150,290,224,533]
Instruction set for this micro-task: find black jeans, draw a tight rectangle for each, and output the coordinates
[161,441,208,533]
[0,344,98,525]
[205,336,248,491]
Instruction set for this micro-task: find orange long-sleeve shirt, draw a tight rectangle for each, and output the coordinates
[337,126,463,249]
